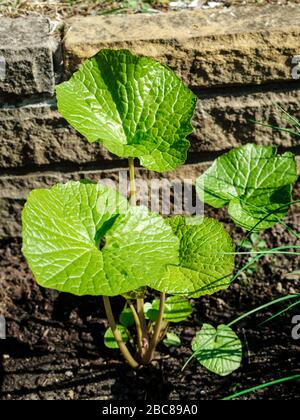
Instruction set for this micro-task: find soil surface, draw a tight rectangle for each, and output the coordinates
[0,208,299,400]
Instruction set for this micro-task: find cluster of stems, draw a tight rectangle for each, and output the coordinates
[102,158,167,368]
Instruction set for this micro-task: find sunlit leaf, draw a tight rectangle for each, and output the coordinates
[196,144,297,231]
[192,324,242,376]
[56,49,196,173]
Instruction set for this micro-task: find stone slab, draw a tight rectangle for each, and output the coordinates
[0,102,115,169]
[64,5,300,87]
[0,17,60,96]
[192,85,300,151]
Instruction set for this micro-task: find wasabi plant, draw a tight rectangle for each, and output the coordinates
[186,144,297,375]
[22,49,298,375]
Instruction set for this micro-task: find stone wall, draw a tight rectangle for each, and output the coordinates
[1,5,300,238]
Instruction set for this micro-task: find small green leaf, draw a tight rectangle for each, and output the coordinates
[119,307,135,327]
[196,144,297,231]
[249,233,267,249]
[144,302,155,320]
[163,296,193,322]
[104,325,128,349]
[149,296,193,323]
[163,332,181,348]
[250,233,260,244]
[192,324,242,376]
[239,233,268,254]
[56,49,197,173]
[149,216,235,298]
[237,239,252,249]
[22,181,179,296]
[144,301,159,322]
[144,296,192,322]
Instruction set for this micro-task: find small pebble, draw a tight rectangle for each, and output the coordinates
[68,390,75,400]
[65,370,73,378]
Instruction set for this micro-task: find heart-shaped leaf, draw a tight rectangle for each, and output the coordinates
[192,324,242,376]
[56,49,197,173]
[196,144,297,231]
[22,181,179,296]
[149,216,234,298]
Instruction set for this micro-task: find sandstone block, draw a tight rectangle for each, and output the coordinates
[0,102,115,169]
[0,17,60,96]
[64,6,300,88]
[192,86,300,152]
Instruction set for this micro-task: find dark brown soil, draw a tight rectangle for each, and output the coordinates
[0,213,299,400]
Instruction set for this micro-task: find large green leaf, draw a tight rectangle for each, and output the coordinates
[56,49,197,173]
[196,144,297,231]
[192,324,242,376]
[146,296,192,323]
[149,216,234,298]
[22,181,179,296]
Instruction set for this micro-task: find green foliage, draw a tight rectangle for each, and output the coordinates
[56,49,196,173]
[104,325,128,349]
[143,302,154,320]
[149,216,235,297]
[145,296,192,323]
[238,232,268,276]
[254,106,300,139]
[196,144,297,231]
[22,181,179,296]
[21,46,299,377]
[163,332,181,348]
[223,375,300,400]
[239,233,267,256]
[119,307,135,327]
[192,324,242,377]
[99,0,158,15]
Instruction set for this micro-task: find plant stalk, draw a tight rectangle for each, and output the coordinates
[128,157,149,360]
[128,157,137,206]
[128,301,144,357]
[137,297,149,359]
[103,296,140,369]
[144,292,166,364]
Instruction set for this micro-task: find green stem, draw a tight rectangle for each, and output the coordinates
[128,158,137,206]
[144,292,166,364]
[222,375,300,400]
[103,296,140,369]
[128,300,144,357]
[128,157,149,361]
[137,297,149,359]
